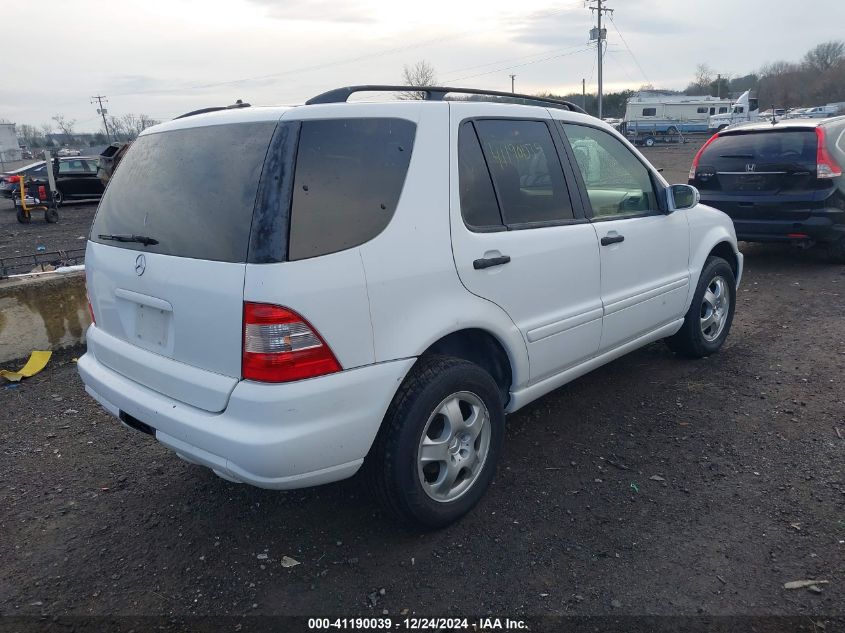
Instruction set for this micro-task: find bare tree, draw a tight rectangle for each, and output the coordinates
[803,40,845,73]
[17,124,45,148]
[400,60,438,100]
[101,113,160,142]
[51,114,76,136]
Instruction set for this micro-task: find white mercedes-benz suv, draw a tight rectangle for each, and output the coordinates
[79,86,742,528]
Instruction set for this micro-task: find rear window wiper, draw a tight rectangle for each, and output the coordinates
[98,233,159,246]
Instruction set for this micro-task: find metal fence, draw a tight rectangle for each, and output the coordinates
[0,248,85,279]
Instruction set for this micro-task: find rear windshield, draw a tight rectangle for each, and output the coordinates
[90,122,276,262]
[701,130,817,165]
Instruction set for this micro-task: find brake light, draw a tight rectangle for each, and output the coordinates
[816,127,842,179]
[689,132,720,180]
[242,302,341,382]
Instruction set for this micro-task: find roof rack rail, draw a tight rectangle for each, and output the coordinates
[174,100,251,120]
[305,85,587,114]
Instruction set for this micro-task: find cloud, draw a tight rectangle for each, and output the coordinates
[244,0,375,23]
[509,7,690,48]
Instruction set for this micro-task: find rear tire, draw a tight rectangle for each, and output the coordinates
[644,136,656,147]
[667,256,736,358]
[365,355,505,530]
[44,208,59,223]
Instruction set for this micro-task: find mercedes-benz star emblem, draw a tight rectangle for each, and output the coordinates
[135,254,146,276]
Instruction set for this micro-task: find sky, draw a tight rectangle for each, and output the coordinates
[3,0,844,132]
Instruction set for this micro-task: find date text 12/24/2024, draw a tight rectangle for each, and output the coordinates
[308,617,528,630]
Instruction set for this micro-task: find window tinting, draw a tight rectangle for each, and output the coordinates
[474,119,574,225]
[288,118,416,260]
[561,123,657,218]
[91,122,276,262]
[700,130,818,165]
[458,122,502,229]
[642,107,657,116]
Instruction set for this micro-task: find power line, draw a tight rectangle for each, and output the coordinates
[608,15,650,86]
[447,46,593,83]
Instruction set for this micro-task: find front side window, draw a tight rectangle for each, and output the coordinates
[288,118,416,260]
[561,123,658,218]
[473,119,574,226]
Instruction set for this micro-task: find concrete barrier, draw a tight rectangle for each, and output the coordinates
[0,271,90,363]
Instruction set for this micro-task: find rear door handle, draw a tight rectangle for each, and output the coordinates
[473,255,511,270]
[601,234,625,246]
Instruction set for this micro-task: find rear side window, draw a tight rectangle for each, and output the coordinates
[474,119,575,226]
[697,107,708,114]
[700,130,817,165]
[458,122,502,229]
[91,122,276,262]
[288,118,415,260]
[642,108,657,116]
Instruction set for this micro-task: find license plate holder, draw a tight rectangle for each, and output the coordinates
[135,304,169,347]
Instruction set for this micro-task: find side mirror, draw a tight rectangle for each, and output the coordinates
[668,184,700,211]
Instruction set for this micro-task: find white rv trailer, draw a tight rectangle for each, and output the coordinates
[624,93,733,136]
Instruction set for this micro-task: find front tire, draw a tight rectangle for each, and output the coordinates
[366,355,505,530]
[667,256,736,358]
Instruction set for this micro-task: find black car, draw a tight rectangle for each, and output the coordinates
[1,157,104,205]
[689,116,845,262]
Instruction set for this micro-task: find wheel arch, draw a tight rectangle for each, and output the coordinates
[420,328,515,407]
[707,240,740,279]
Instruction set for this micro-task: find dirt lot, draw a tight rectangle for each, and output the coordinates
[1,138,845,626]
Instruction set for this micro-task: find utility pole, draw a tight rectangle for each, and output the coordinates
[716,73,721,99]
[589,0,613,119]
[91,95,111,143]
[582,78,586,111]
[509,74,516,94]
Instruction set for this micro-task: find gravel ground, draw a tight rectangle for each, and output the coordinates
[1,137,844,627]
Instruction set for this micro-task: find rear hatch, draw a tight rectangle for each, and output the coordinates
[86,118,278,412]
[692,128,830,220]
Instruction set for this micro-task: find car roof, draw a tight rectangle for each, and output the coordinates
[719,115,845,135]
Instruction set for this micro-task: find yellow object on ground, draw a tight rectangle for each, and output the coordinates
[0,351,52,382]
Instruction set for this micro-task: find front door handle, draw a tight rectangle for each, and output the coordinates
[473,255,511,270]
[601,234,625,246]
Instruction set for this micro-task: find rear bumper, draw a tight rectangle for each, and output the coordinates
[731,212,845,243]
[78,350,415,489]
[700,198,845,243]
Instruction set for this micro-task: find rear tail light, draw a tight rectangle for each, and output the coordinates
[816,127,842,179]
[242,302,341,383]
[689,132,720,180]
[85,284,96,325]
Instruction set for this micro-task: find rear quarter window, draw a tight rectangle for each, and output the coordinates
[288,118,416,261]
[90,122,276,262]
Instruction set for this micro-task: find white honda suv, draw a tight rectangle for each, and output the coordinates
[79,86,742,528]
